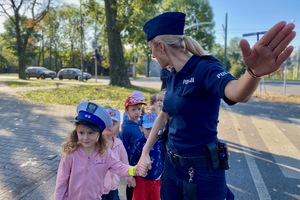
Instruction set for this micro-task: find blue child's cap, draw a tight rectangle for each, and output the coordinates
[141,112,157,129]
[143,12,186,42]
[72,101,112,132]
[105,107,120,122]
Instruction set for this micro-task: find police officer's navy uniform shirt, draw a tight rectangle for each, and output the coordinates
[163,55,237,157]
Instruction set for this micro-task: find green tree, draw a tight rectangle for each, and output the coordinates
[39,9,61,71]
[0,0,52,79]
[104,0,130,86]
[211,43,225,63]
[227,37,244,77]
[0,35,18,72]
[101,0,162,86]
[162,0,214,51]
[2,16,40,69]
[119,1,161,77]
[57,4,84,68]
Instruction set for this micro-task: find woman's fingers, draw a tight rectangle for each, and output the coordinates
[240,21,296,76]
[273,30,296,58]
[259,21,288,46]
[136,158,153,177]
[260,22,296,57]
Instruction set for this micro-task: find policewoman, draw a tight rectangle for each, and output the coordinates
[136,12,295,200]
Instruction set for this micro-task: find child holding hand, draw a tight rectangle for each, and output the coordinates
[102,106,136,200]
[130,112,164,200]
[119,93,146,199]
[55,101,143,200]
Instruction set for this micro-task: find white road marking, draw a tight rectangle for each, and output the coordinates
[224,104,271,200]
[251,117,300,179]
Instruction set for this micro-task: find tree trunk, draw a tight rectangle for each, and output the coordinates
[18,55,26,79]
[42,31,45,66]
[17,33,29,79]
[14,13,26,79]
[49,39,52,68]
[104,0,131,87]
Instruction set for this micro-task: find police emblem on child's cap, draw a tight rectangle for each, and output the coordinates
[143,12,186,42]
[105,107,120,122]
[72,101,113,132]
[141,112,157,128]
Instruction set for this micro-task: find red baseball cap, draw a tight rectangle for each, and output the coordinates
[125,96,146,108]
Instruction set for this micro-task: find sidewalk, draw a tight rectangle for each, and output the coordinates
[0,89,75,200]
[0,78,161,200]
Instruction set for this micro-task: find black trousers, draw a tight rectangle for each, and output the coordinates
[126,186,134,200]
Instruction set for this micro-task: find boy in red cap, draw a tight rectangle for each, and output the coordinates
[119,93,146,200]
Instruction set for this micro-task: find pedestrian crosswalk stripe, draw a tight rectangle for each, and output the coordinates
[224,104,271,200]
[251,117,300,179]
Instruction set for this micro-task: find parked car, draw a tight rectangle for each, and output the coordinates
[57,68,92,81]
[25,66,56,80]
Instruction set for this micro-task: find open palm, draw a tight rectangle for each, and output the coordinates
[240,21,296,77]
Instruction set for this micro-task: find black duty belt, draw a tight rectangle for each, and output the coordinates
[166,146,207,168]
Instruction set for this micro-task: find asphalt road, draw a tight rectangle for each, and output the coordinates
[0,77,299,200]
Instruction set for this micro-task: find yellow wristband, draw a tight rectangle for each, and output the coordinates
[129,166,135,176]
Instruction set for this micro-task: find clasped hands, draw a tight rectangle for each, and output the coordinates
[134,155,153,177]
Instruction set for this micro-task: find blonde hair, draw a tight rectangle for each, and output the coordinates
[61,123,107,157]
[156,90,166,99]
[152,35,207,56]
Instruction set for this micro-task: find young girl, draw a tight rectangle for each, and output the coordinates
[102,106,136,200]
[155,90,166,113]
[147,93,160,115]
[55,101,142,200]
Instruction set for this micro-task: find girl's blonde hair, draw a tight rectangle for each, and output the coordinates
[61,123,107,157]
[152,35,207,56]
[157,90,166,99]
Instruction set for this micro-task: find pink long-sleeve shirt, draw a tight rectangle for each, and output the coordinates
[103,137,132,194]
[55,146,131,200]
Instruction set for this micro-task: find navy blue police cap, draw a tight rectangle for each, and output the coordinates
[143,12,186,42]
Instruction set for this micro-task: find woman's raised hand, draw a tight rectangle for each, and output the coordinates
[240,21,296,77]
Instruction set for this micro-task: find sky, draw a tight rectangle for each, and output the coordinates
[209,0,300,49]
[0,0,299,50]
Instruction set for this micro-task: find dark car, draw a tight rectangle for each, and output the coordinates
[57,68,92,81]
[25,66,56,80]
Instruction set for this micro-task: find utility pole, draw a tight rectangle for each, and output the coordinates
[223,13,228,69]
[92,7,98,83]
[295,46,299,80]
[80,0,84,81]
